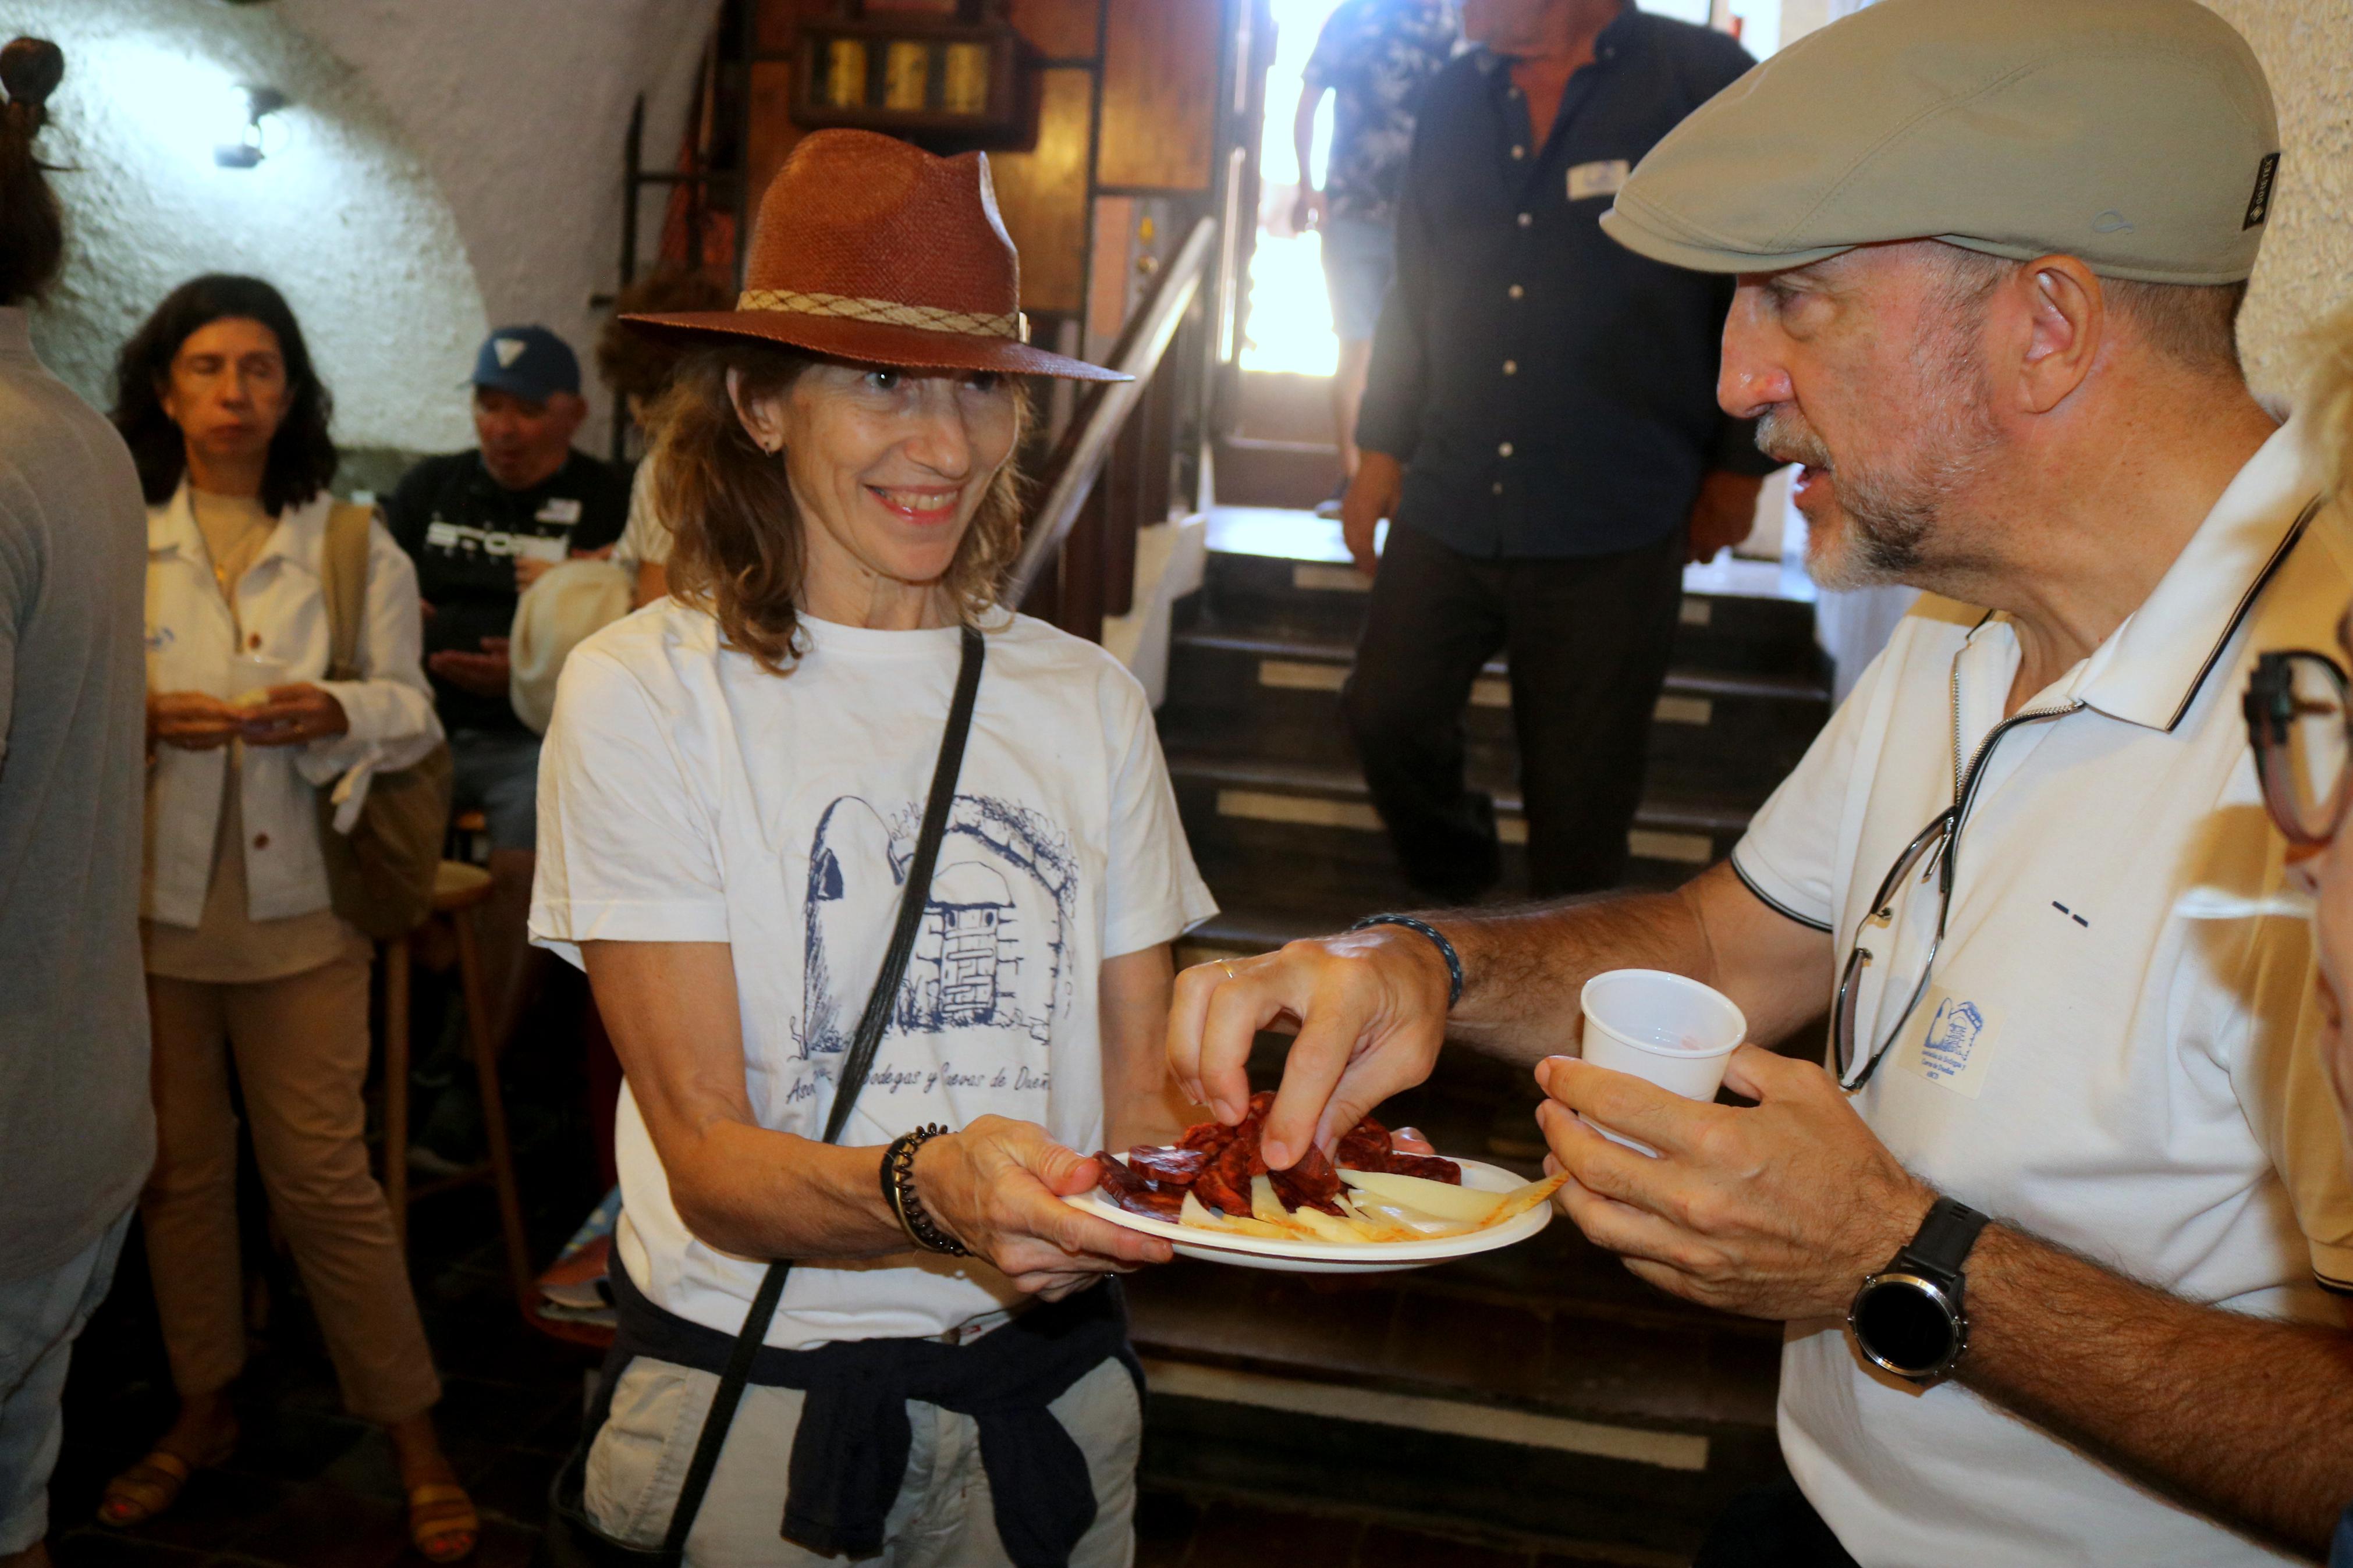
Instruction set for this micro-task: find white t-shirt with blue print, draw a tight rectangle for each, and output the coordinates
[531,603,1215,1349]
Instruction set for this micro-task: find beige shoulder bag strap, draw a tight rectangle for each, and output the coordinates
[320,500,374,681]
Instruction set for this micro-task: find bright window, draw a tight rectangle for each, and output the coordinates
[1243,0,1345,374]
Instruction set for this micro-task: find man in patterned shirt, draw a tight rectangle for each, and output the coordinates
[1293,0,1459,508]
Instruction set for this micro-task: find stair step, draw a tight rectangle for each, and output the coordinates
[1214,438,1344,511]
[1142,1385,1780,1560]
[1170,753,1745,898]
[1160,628,1828,806]
[1236,368,1351,446]
[1171,628,1827,703]
[1135,1487,1692,1568]
[1129,1226,1781,1382]
[1129,1245,1783,1557]
[1196,507,1826,681]
[1179,906,1346,960]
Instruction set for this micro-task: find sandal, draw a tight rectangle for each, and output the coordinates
[407,1482,480,1563]
[97,1441,221,1529]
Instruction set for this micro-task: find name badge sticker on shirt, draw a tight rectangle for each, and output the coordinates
[535,497,583,526]
[1893,988,1999,1099]
[1566,159,1631,202]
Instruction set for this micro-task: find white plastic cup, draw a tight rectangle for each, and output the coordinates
[226,653,289,707]
[1575,969,1748,1154]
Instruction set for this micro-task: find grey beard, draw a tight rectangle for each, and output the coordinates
[1755,398,1996,593]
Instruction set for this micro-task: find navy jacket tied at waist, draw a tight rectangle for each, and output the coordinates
[605,1260,1143,1567]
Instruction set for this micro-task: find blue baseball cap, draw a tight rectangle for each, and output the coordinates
[469,325,580,402]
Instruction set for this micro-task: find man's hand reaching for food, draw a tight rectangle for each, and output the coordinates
[1165,925,1454,1172]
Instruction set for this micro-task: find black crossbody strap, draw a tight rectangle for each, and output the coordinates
[657,623,986,1558]
[826,623,986,1145]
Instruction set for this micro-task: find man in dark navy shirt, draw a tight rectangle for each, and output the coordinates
[1339,0,1777,899]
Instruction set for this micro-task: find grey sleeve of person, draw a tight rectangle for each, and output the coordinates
[0,470,38,762]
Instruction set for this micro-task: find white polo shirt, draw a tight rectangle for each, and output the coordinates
[1733,418,2353,1567]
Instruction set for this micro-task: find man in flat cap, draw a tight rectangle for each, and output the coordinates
[1166,1,2353,1562]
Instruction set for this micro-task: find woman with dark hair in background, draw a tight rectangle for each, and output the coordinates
[98,275,477,1563]
[0,38,158,1568]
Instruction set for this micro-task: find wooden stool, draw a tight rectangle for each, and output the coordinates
[381,860,534,1320]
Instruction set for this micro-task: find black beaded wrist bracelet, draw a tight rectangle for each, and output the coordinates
[882,1124,970,1257]
[1348,913,1464,1009]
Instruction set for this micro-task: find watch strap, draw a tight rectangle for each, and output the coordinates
[1894,1196,1989,1288]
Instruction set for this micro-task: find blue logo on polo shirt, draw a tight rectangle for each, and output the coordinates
[1919,998,1985,1080]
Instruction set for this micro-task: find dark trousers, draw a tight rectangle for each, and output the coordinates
[1693,1478,1862,1568]
[1341,520,1685,900]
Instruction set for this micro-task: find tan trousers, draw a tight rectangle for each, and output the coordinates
[141,954,442,1424]
[585,1354,1141,1567]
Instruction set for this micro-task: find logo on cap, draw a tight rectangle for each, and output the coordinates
[2244,152,2280,231]
[494,337,528,368]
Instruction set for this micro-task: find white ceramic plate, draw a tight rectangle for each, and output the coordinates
[1067,1155,1552,1274]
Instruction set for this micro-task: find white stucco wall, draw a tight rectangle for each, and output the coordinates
[275,0,719,444]
[20,0,488,454]
[18,0,718,462]
[2202,0,2353,400]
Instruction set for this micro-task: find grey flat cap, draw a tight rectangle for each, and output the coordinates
[1600,0,2280,285]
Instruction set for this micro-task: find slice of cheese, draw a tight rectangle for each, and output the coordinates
[1338,1168,1504,1224]
[1180,1188,1287,1238]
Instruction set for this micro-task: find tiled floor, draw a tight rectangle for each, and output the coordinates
[46,1179,586,1568]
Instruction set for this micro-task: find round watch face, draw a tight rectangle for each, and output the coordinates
[1852,1274,1959,1378]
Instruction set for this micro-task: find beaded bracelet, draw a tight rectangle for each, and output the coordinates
[1347,913,1464,1009]
[881,1124,970,1257]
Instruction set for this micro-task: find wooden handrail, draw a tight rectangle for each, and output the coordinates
[1006,215,1219,605]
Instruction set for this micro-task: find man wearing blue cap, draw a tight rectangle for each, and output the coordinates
[385,325,627,1079]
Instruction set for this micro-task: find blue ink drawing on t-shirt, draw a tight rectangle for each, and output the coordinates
[797,793,1077,1057]
[1919,997,1985,1080]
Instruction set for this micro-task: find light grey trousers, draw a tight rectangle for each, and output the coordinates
[0,1213,130,1553]
[583,1353,1141,1568]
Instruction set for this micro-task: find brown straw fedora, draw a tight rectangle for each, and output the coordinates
[624,129,1124,382]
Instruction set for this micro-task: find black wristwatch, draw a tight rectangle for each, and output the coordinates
[1847,1197,1989,1384]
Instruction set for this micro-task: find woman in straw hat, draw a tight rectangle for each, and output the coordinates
[532,130,1216,1565]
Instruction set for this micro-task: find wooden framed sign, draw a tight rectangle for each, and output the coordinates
[793,0,1032,147]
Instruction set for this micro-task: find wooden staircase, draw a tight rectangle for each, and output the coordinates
[1160,506,1827,948]
[1124,502,1832,1563]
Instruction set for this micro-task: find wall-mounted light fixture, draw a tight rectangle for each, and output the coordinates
[214,86,288,168]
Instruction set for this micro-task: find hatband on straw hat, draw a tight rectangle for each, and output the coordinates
[625,129,1124,382]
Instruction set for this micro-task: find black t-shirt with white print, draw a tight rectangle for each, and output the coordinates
[384,447,627,733]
